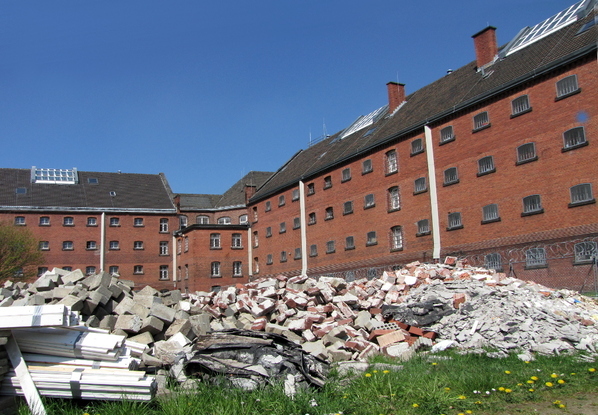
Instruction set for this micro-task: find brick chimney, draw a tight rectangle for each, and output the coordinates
[387,82,405,113]
[244,185,256,205]
[472,26,498,68]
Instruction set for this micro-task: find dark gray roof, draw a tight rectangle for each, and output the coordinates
[252,4,597,201]
[0,168,176,213]
[179,171,273,211]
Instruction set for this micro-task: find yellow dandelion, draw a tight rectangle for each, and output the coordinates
[504,370,511,374]
[458,395,467,400]
[498,387,505,391]
[432,362,438,366]
[466,411,473,414]
[571,372,577,375]
[524,360,530,364]
[553,400,562,405]
[373,370,378,373]
[531,376,539,381]
[505,389,512,393]
[546,382,554,387]
[528,388,535,392]
[475,400,482,404]
[558,379,565,384]
[589,368,596,373]
[551,373,558,378]
[517,383,523,386]
[383,370,390,374]
[412,403,419,408]
[343,395,348,399]
[527,380,534,384]
[365,373,372,377]
[444,387,451,391]
[559,404,566,408]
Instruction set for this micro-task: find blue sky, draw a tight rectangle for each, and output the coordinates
[0,0,579,195]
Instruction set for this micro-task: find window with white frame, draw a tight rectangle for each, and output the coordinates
[411,138,424,155]
[562,127,587,150]
[388,187,400,211]
[526,247,547,268]
[86,241,97,250]
[134,241,144,250]
[279,222,286,233]
[362,159,373,174]
[447,212,463,230]
[417,219,430,235]
[266,254,273,265]
[211,262,221,277]
[307,184,315,195]
[517,142,537,164]
[266,226,272,237]
[556,74,579,99]
[341,168,351,182]
[85,266,96,276]
[159,218,169,233]
[310,244,318,257]
[390,226,403,250]
[440,126,455,144]
[39,216,50,226]
[570,183,594,206]
[326,240,335,254]
[280,251,287,262]
[109,266,119,276]
[574,241,597,264]
[345,236,355,250]
[293,217,300,229]
[109,241,119,250]
[265,201,272,211]
[485,253,502,270]
[385,150,398,174]
[159,265,169,280]
[110,217,120,227]
[159,241,169,255]
[210,233,221,249]
[325,207,334,220]
[62,241,73,250]
[87,217,97,226]
[63,217,74,226]
[294,248,301,260]
[15,216,25,226]
[482,204,500,223]
[179,215,188,229]
[292,189,300,200]
[511,95,531,116]
[232,233,242,248]
[443,167,459,185]
[366,231,377,246]
[134,218,144,227]
[477,156,496,176]
[473,111,490,131]
[134,265,144,274]
[217,216,231,225]
[239,214,248,224]
[343,201,354,215]
[253,231,258,247]
[324,176,332,189]
[364,194,375,209]
[522,194,543,215]
[233,261,242,277]
[414,177,427,194]
[39,241,49,251]
[278,195,285,206]
[308,212,316,225]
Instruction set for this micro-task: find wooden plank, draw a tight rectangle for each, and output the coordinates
[5,334,47,415]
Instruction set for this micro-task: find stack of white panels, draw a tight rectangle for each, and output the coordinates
[0,305,79,329]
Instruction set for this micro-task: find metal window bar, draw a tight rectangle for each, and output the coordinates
[418,220,429,234]
[512,95,530,114]
[523,195,542,212]
[571,184,593,203]
[474,112,489,129]
[483,204,499,221]
[414,177,427,192]
[563,127,586,148]
[391,227,403,249]
[517,143,536,162]
[575,242,597,262]
[389,187,400,210]
[526,248,547,267]
[440,126,454,142]
[386,151,398,173]
[478,156,495,173]
[557,75,579,97]
[448,212,462,228]
[444,168,458,184]
[411,139,423,154]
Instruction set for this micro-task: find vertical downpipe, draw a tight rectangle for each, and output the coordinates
[299,181,308,275]
[100,212,106,272]
[424,125,441,260]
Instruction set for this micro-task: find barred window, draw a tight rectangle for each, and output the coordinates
[556,75,579,98]
[485,253,502,270]
[110,241,120,250]
[180,215,189,228]
[341,168,351,182]
[411,138,424,155]
[280,251,287,262]
[473,111,490,130]
[345,236,355,250]
[278,195,285,206]
[526,247,547,268]
[294,248,302,260]
[293,189,300,200]
[310,244,318,257]
[414,177,427,194]
[440,126,455,143]
[265,201,271,211]
[385,150,398,174]
[443,167,459,185]
[366,231,377,246]
[159,241,168,255]
[86,266,97,276]
[482,204,500,222]
[39,241,50,251]
[253,231,258,247]
[279,222,286,233]
[362,159,373,174]
[517,143,537,164]
[326,240,335,254]
[159,218,168,232]
[15,216,25,225]
[159,266,168,280]
[217,216,231,225]
[522,194,543,215]
[266,227,272,237]
[563,127,587,150]
[63,217,74,226]
[447,212,462,230]
[390,226,403,250]
[364,194,375,209]
[62,241,73,251]
[477,156,496,176]
[324,176,332,189]
[211,262,221,277]
[511,95,531,116]
[308,212,316,225]
[574,241,597,264]
[570,183,594,206]
[293,217,300,229]
[197,215,209,224]
[388,186,400,211]
[266,254,273,265]
[306,184,315,195]
[417,219,430,235]
[325,207,334,220]
[343,201,354,215]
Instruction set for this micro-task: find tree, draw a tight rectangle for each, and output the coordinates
[0,222,44,283]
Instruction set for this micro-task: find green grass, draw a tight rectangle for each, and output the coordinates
[16,350,598,415]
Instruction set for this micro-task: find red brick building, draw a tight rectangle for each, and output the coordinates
[246,1,598,289]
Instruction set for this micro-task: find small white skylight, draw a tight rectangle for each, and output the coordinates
[336,105,388,141]
[31,167,78,184]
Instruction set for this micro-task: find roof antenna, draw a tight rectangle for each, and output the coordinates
[323,119,328,138]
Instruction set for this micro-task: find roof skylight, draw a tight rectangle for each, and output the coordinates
[505,0,588,56]
[31,167,78,184]
[336,105,388,141]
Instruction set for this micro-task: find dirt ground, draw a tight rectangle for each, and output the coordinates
[489,391,598,415]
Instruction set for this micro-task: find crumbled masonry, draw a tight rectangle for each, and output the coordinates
[1,259,597,395]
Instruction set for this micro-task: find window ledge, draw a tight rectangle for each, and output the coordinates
[343,211,354,216]
[210,275,222,279]
[446,225,464,231]
[134,272,144,275]
[562,141,589,152]
[510,107,532,118]
[439,136,456,146]
[387,207,401,213]
[233,275,243,278]
[210,247,222,250]
[345,246,355,251]
[413,189,428,196]
[109,225,120,227]
[385,170,398,177]
[293,226,300,230]
[477,169,496,177]
[568,199,596,208]
[308,222,316,226]
[366,242,378,247]
[341,178,352,183]
[524,264,548,270]
[516,156,538,166]
[410,149,424,157]
[39,224,50,227]
[63,224,74,227]
[280,260,287,263]
[361,170,373,175]
[521,208,544,217]
[134,225,145,228]
[279,230,286,234]
[110,248,120,251]
[364,204,375,210]
[86,225,98,227]
[326,250,336,255]
[324,185,332,190]
[472,123,491,134]
[574,260,596,266]
[555,88,581,102]
[159,231,170,234]
[481,217,501,225]
[309,254,318,258]
[443,180,460,187]
[15,224,26,226]
[390,247,404,253]
[324,217,334,221]
[231,246,244,250]
[416,231,431,237]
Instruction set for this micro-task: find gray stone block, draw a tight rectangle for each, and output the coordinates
[188,314,212,336]
[115,314,142,334]
[165,318,193,339]
[140,316,165,335]
[57,294,84,311]
[150,303,176,323]
[99,315,117,331]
